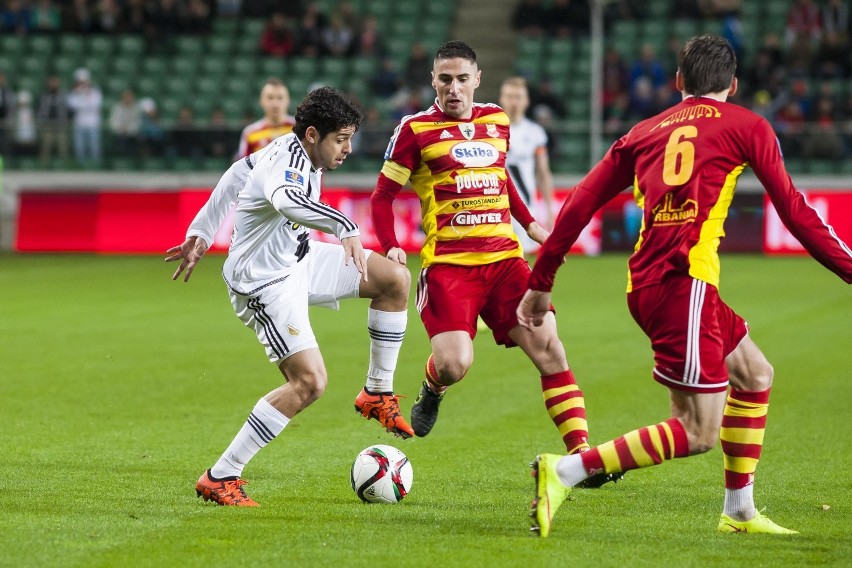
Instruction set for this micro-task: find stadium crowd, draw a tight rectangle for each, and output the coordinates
[0,1,851,168]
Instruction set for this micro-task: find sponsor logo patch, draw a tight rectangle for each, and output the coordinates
[450,141,499,168]
[440,129,453,139]
[652,194,698,226]
[455,171,501,194]
[287,324,300,336]
[285,170,304,185]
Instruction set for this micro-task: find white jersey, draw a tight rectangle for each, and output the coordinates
[185,133,359,295]
[505,117,548,206]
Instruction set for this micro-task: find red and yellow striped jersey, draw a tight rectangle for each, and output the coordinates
[530,96,852,292]
[235,117,296,159]
[372,101,526,267]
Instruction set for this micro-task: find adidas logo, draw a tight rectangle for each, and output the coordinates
[439,129,453,139]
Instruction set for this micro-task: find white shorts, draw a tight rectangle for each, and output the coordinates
[229,241,372,363]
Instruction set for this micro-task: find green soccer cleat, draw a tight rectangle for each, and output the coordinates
[529,453,571,538]
[717,510,799,534]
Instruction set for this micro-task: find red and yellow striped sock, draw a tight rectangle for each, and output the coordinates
[424,354,448,394]
[720,389,770,489]
[580,418,689,475]
[541,370,590,454]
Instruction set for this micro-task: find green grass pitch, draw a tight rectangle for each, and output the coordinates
[1,253,850,567]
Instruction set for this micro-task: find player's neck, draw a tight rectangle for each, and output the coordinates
[682,91,728,103]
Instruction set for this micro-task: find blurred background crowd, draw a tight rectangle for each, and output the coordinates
[0,0,850,174]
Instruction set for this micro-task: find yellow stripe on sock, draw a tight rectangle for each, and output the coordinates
[597,441,621,473]
[547,396,585,418]
[556,417,588,438]
[624,430,657,468]
[723,455,760,474]
[724,402,768,419]
[542,385,579,400]
[646,424,665,462]
[720,426,766,446]
[660,421,676,459]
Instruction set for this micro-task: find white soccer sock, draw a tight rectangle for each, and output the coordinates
[210,397,290,479]
[555,453,588,487]
[365,308,407,393]
[723,484,756,521]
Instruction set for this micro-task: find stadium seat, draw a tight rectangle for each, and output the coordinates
[103,75,131,97]
[135,76,163,98]
[87,35,115,57]
[117,35,146,57]
[288,57,317,79]
[110,55,138,78]
[27,35,54,57]
[164,76,193,99]
[51,55,79,79]
[320,58,347,81]
[259,57,286,78]
[0,35,23,56]
[58,35,86,57]
[175,37,205,56]
[240,18,267,39]
[0,55,17,75]
[229,55,258,77]
[212,18,239,36]
[207,35,233,57]
[364,0,393,17]
[350,56,378,78]
[220,98,246,120]
[232,33,261,54]
[395,2,421,19]
[547,38,574,60]
[172,57,199,79]
[159,96,185,122]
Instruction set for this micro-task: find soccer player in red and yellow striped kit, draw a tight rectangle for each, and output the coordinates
[519,35,852,537]
[371,41,609,477]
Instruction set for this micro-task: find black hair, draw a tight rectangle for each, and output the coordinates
[434,40,477,65]
[293,86,362,140]
[678,34,737,97]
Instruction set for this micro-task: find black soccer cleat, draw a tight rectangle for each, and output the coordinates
[576,471,625,489]
[410,381,445,437]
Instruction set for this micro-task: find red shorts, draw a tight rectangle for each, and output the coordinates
[415,258,534,347]
[627,274,748,394]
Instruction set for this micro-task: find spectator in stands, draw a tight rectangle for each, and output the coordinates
[629,44,667,91]
[354,15,384,57]
[816,30,850,78]
[0,72,14,156]
[822,0,849,39]
[183,0,213,34]
[1,0,31,34]
[355,106,387,159]
[109,89,142,156]
[745,42,786,97]
[65,0,95,33]
[671,0,702,19]
[97,0,122,33]
[529,78,566,119]
[30,0,61,34]
[321,12,355,57]
[371,58,403,100]
[774,100,807,158]
[138,97,165,157]
[260,12,296,57]
[842,94,852,156]
[627,76,656,120]
[532,105,559,159]
[170,105,203,159]
[216,0,242,18]
[512,0,547,36]
[750,89,774,121]
[785,0,822,49]
[698,0,742,18]
[123,0,147,34]
[720,9,745,63]
[146,0,182,50]
[37,75,69,165]
[13,91,37,156]
[602,47,629,98]
[603,0,646,23]
[206,107,234,160]
[298,2,328,57]
[403,43,432,95]
[803,96,844,159]
[546,0,589,37]
[67,68,103,163]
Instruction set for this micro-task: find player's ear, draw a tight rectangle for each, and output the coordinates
[728,77,738,97]
[675,70,685,93]
[305,125,318,145]
[474,69,481,88]
[430,71,436,89]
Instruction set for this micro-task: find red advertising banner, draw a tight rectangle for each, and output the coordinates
[15,188,604,255]
[763,191,852,255]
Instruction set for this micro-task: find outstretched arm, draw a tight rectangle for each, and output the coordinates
[371,160,410,265]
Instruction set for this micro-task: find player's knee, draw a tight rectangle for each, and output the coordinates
[295,370,328,404]
[685,425,719,455]
[387,262,410,300]
[435,357,471,385]
[749,360,774,391]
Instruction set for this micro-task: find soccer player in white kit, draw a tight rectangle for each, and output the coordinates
[166,87,414,506]
[499,77,555,254]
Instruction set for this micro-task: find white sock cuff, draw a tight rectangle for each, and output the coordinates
[368,308,408,327]
[254,397,290,432]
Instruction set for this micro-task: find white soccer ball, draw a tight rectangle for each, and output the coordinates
[350,444,413,504]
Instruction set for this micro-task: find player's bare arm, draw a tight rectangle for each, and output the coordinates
[526,221,550,245]
[165,235,210,282]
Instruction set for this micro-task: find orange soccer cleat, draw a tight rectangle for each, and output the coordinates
[354,388,415,439]
[195,470,259,507]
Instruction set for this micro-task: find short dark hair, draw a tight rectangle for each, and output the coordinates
[434,40,477,65]
[293,86,362,140]
[677,34,737,97]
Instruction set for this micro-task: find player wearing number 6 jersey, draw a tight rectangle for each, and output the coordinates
[166,87,415,507]
[520,34,852,537]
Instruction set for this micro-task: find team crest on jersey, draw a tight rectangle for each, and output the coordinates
[458,123,476,140]
[440,129,453,139]
[486,123,499,138]
[285,169,304,185]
